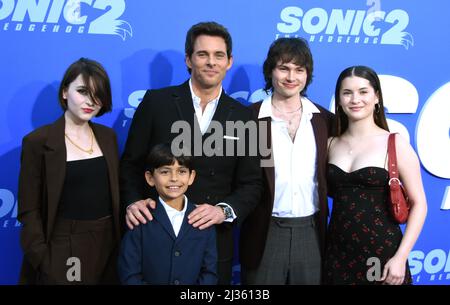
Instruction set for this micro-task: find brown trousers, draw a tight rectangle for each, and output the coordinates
[38,216,118,285]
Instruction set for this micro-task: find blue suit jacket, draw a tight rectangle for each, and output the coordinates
[118,199,217,285]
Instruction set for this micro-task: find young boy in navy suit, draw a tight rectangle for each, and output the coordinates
[118,143,217,284]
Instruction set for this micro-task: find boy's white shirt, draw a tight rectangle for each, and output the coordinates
[159,195,188,237]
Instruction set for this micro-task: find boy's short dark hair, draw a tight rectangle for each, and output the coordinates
[145,143,194,173]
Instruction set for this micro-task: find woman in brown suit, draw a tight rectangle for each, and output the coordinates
[18,58,121,284]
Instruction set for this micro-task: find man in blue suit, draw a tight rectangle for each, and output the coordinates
[118,144,217,285]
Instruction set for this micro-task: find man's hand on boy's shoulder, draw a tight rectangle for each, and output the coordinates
[125,198,156,229]
[188,204,225,230]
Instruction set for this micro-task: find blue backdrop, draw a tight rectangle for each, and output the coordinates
[1,0,449,285]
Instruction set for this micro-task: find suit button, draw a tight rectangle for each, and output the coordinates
[174,280,180,285]
[206,195,211,201]
[210,170,215,176]
[174,251,181,257]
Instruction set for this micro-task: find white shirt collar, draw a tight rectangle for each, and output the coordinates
[189,78,222,107]
[159,195,188,215]
[258,94,320,120]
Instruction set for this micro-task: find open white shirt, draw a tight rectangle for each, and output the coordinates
[189,79,221,135]
[188,79,236,222]
[258,95,320,217]
[159,196,188,237]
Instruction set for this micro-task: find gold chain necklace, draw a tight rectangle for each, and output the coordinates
[65,128,94,154]
[271,101,303,114]
[272,101,303,127]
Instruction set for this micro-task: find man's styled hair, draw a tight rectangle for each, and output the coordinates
[185,21,232,74]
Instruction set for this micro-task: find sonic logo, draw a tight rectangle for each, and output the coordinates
[409,249,450,283]
[276,6,413,49]
[0,188,20,229]
[0,0,132,40]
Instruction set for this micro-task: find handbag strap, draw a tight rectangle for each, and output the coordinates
[387,133,400,181]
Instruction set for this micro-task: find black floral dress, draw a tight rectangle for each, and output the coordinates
[324,164,412,285]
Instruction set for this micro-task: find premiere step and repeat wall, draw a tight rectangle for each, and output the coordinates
[0,0,449,284]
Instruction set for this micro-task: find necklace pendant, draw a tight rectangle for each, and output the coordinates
[65,128,94,155]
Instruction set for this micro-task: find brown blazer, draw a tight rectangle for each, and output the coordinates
[239,100,334,270]
[17,115,121,284]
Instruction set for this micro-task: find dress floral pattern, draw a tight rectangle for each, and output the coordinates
[324,164,412,285]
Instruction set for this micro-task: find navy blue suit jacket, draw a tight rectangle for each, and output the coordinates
[118,199,217,285]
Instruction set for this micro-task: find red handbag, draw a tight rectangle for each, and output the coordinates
[387,133,411,224]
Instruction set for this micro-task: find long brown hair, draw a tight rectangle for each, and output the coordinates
[334,65,389,135]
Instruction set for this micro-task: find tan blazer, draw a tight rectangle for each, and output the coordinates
[17,115,121,284]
